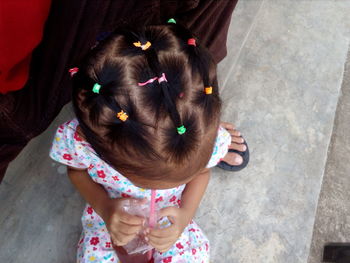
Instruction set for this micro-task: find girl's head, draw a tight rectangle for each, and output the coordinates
[72,23,222,186]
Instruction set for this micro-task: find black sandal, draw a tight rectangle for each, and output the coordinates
[216,139,249,172]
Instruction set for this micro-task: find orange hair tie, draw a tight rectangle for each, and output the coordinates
[133,41,152,50]
[116,110,128,122]
[205,86,213,94]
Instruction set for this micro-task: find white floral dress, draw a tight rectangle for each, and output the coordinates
[50,119,231,263]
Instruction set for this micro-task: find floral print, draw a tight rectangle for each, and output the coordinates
[50,119,230,262]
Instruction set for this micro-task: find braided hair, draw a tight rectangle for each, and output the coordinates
[72,22,222,182]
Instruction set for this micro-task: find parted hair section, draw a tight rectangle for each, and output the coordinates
[72,24,222,182]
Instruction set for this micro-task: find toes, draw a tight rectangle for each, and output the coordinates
[223,153,243,165]
[233,154,243,165]
[229,143,247,152]
[220,122,236,130]
[232,136,244,144]
[228,129,241,137]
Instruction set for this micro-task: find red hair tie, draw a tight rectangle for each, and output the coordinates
[187,38,196,46]
[68,67,79,77]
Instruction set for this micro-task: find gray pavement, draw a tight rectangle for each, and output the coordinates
[307,47,350,263]
[1,1,350,262]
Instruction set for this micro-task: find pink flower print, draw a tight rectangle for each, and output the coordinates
[63,154,73,161]
[97,170,106,178]
[163,257,172,263]
[155,196,163,203]
[90,237,99,246]
[205,243,209,251]
[177,199,181,206]
[121,193,131,198]
[189,228,196,232]
[87,207,93,215]
[176,242,184,249]
[74,132,83,142]
[88,164,94,170]
[192,248,196,255]
[169,196,176,203]
[105,242,111,248]
[112,176,119,181]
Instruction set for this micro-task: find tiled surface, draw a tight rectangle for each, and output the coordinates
[307,47,350,263]
[1,1,350,262]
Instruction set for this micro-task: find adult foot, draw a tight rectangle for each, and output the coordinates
[219,122,248,167]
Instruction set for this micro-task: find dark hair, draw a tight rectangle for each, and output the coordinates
[72,23,222,182]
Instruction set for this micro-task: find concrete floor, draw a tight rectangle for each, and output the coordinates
[307,48,350,263]
[1,1,350,262]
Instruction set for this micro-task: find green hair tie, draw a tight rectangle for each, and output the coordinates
[92,83,101,94]
[177,125,186,135]
[167,18,176,24]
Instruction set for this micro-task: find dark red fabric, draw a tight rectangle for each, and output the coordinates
[0,0,51,94]
[0,0,238,182]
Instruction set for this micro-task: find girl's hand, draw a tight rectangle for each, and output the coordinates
[146,206,191,253]
[101,198,146,247]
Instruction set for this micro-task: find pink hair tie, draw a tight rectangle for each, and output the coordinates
[187,38,196,46]
[69,67,79,77]
[138,77,158,86]
[158,73,167,83]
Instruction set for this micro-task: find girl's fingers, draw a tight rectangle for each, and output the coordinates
[147,239,173,253]
[147,232,176,246]
[148,225,177,238]
[117,223,143,235]
[111,234,134,246]
[118,212,144,225]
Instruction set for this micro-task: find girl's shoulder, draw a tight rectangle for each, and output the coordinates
[49,118,94,169]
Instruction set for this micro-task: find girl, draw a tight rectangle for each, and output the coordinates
[50,21,247,263]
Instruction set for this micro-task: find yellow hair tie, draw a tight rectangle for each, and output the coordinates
[116,110,128,122]
[205,86,213,94]
[133,41,151,50]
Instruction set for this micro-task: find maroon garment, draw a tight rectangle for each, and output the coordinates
[0,0,238,182]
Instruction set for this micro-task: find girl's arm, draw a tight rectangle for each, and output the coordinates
[179,168,211,226]
[67,167,145,246]
[68,167,112,218]
[146,168,211,252]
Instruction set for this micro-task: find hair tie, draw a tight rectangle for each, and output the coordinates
[167,18,176,24]
[158,73,167,83]
[133,41,151,50]
[68,67,79,77]
[205,86,213,95]
[138,77,158,86]
[116,110,128,122]
[92,83,102,94]
[177,125,186,135]
[187,38,196,46]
